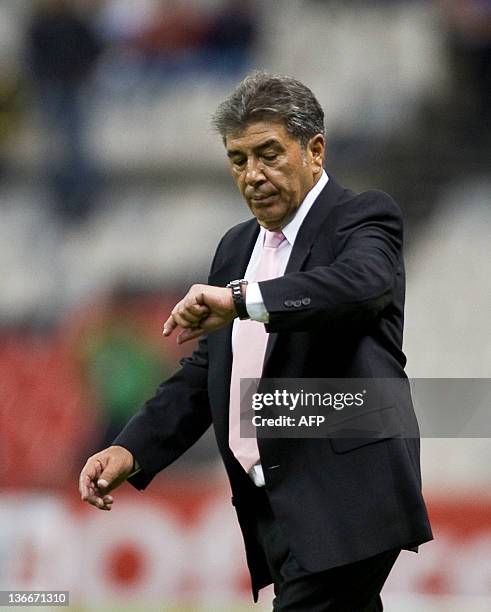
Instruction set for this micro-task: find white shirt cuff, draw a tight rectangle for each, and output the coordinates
[245,282,269,323]
[127,459,141,479]
[248,464,266,487]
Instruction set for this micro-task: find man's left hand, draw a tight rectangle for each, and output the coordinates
[163,284,236,344]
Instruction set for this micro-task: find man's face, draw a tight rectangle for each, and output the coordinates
[225,121,325,231]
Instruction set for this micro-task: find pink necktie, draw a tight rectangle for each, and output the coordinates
[229,230,286,472]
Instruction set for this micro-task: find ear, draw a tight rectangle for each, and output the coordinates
[307,134,325,175]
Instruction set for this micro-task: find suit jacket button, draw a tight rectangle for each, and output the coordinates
[301,297,311,306]
[284,299,293,307]
[293,300,302,307]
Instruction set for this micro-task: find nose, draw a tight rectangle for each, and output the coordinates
[244,157,266,187]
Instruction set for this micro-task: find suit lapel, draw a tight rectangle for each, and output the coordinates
[263,176,346,365]
[285,176,346,274]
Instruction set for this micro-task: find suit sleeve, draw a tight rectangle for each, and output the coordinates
[112,335,211,489]
[259,190,403,334]
[112,231,236,489]
[111,234,234,489]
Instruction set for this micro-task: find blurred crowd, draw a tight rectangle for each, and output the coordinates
[0,0,490,222]
[18,0,258,222]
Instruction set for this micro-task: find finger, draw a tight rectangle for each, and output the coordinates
[174,304,209,328]
[80,477,94,501]
[96,477,116,494]
[79,462,96,493]
[165,306,196,331]
[163,292,209,335]
[97,467,119,492]
[173,312,203,329]
[175,308,202,325]
[96,498,112,511]
[85,489,113,510]
[177,327,204,344]
[85,493,104,508]
[193,290,205,305]
[79,461,102,500]
[95,497,105,509]
[179,305,207,324]
[79,473,90,499]
[163,315,177,336]
[187,304,209,318]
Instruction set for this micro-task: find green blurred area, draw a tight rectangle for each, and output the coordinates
[84,323,170,425]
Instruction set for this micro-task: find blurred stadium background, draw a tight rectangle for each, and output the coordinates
[0,0,490,610]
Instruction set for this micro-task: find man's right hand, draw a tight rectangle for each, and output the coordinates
[79,445,135,511]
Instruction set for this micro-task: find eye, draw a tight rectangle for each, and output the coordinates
[262,152,278,162]
[231,157,246,169]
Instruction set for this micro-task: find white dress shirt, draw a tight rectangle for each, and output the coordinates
[231,171,329,486]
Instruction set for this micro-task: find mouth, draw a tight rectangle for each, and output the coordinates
[249,193,278,206]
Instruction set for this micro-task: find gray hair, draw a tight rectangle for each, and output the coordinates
[212,72,325,147]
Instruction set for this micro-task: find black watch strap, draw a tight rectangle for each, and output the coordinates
[227,279,249,320]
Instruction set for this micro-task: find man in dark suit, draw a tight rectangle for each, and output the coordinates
[79,73,433,611]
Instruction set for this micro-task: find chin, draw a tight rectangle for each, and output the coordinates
[259,219,282,231]
[254,210,283,230]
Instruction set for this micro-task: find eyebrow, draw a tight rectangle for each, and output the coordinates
[227,139,282,158]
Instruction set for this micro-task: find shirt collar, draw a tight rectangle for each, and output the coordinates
[257,170,328,246]
[281,170,328,246]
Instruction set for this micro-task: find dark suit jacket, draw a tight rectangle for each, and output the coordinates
[114,177,433,598]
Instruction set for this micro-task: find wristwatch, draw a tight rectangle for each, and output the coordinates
[226,279,249,320]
